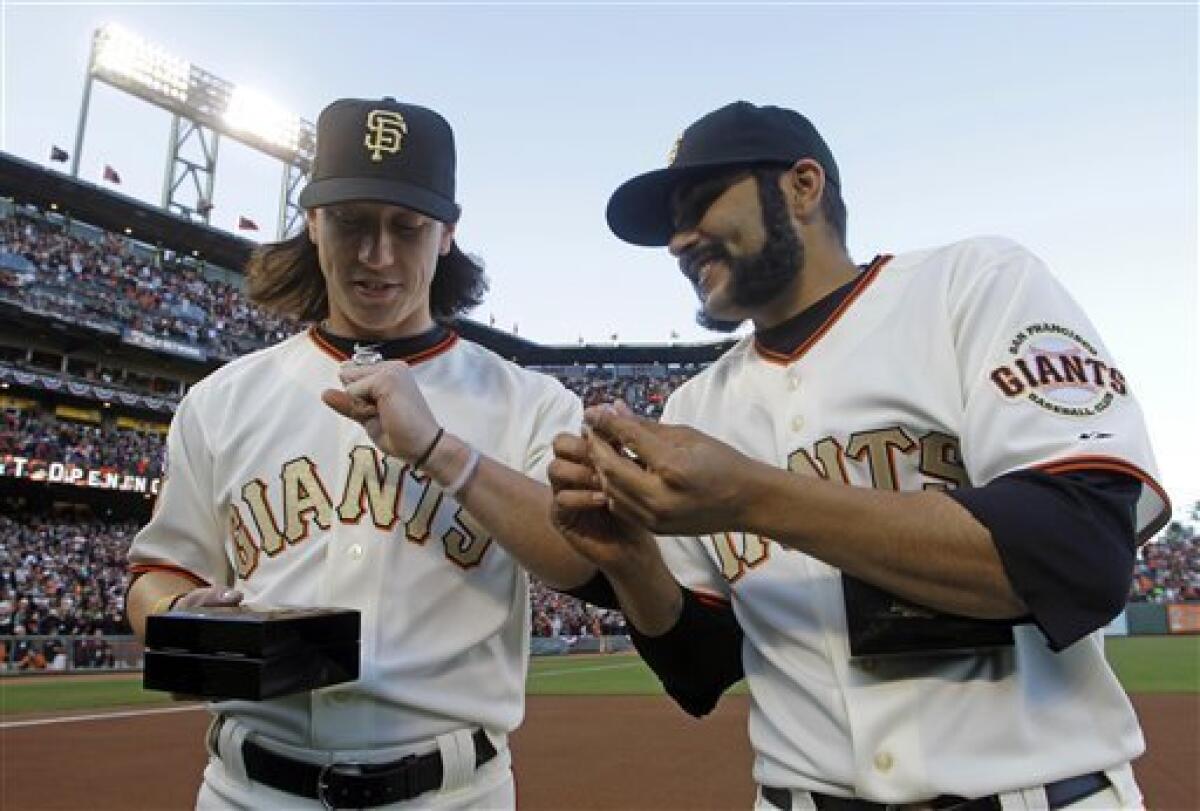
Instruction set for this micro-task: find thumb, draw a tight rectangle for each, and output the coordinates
[322,389,353,417]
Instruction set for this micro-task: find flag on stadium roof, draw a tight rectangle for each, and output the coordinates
[102,165,121,184]
[49,146,69,163]
[237,216,259,231]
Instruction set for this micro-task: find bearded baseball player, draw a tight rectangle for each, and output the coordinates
[126,97,592,809]
[550,101,1170,810]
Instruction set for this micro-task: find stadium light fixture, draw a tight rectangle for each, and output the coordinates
[224,86,302,154]
[91,24,190,106]
[74,23,315,237]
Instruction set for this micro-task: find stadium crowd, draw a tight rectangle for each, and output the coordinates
[1131,521,1200,603]
[1,211,294,359]
[530,579,627,639]
[0,514,133,670]
[1,409,163,478]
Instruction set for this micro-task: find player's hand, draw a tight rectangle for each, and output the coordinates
[548,430,658,575]
[172,586,244,611]
[160,586,242,702]
[583,401,754,535]
[321,360,440,462]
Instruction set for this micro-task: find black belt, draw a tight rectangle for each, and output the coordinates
[762,771,1109,811]
[240,728,496,809]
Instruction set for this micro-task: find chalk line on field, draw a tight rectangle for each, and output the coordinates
[1,703,205,729]
[527,661,643,678]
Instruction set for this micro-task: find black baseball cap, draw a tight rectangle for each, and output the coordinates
[298,97,460,224]
[606,101,840,246]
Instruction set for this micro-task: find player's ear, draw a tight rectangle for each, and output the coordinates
[783,159,825,222]
[438,221,456,256]
[305,209,320,245]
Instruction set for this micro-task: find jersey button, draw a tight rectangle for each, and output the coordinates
[873,750,894,773]
[348,544,364,560]
[791,415,805,432]
[787,373,801,391]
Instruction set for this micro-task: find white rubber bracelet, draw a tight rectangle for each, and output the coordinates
[444,447,481,497]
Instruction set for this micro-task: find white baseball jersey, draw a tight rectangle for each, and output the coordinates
[657,237,1168,802]
[129,328,581,750]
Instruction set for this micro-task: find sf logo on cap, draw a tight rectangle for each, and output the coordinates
[364,110,408,162]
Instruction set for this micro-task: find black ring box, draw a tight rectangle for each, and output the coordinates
[144,606,360,701]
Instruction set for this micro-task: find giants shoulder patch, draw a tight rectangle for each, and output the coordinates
[989,322,1127,417]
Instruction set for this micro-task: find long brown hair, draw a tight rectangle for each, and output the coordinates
[245,232,489,322]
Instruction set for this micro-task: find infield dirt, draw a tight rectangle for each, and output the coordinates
[1,694,1195,809]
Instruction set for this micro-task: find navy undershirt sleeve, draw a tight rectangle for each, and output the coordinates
[947,469,1141,651]
[564,573,744,717]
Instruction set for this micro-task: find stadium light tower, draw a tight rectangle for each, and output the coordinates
[72,24,315,238]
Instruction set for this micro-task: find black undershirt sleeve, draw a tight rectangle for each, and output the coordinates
[562,569,620,609]
[564,573,744,717]
[947,469,1141,651]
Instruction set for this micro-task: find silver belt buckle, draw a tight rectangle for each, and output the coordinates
[316,761,365,811]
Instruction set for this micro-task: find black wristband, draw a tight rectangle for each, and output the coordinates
[412,427,445,471]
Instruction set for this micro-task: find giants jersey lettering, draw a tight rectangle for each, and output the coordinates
[129,330,581,750]
[656,237,1168,802]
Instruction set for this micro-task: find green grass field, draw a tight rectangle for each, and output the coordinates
[2,636,1196,717]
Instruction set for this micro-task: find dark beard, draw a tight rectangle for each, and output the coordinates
[695,169,804,334]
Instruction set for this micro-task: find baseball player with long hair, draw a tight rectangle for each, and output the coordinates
[550,102,1170,810]
[126,97,591,809]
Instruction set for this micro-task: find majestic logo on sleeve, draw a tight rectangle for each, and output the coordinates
[989,323,1127,417]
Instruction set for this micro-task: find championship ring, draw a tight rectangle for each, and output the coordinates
[351,343,383,366]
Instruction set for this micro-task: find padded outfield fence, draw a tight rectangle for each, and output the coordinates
[0,633,636,675]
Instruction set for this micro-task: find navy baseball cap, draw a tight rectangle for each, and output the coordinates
[299,97,461,224]
[606,101,840,246]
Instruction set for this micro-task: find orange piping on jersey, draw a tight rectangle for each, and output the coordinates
[310,326,347,361]
[691,589,732,609]
[1033,454,1171,544]
[404,332,459,365]
[754,254,893,366]
[308,326,460,366]
[129,563,210,587]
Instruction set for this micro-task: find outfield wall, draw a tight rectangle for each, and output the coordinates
[4,607,1196,675]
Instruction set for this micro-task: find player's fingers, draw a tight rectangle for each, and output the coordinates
[338,361,371,383]
[605,490,655,529]
[552,432,591,466]
[553,488,609,511]
[585,427,659,501]
[361,417,385,448]
[176,587,242,610]
[342,379,384,416]
[584,405,669,464]
[322,389,379,424]
[548,457,601,493]
[322,389,357,419]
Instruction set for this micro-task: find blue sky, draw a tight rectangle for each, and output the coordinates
[1,1,1197,509]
